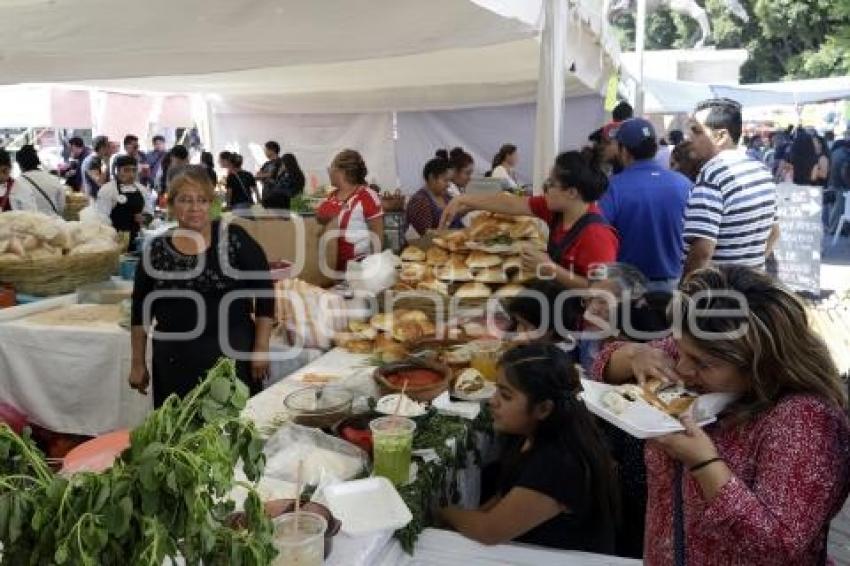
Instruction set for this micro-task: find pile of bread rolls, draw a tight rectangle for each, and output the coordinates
[394,213,547,300]
[334,309,434,360]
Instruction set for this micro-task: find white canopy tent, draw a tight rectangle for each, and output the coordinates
[3,0,618,189]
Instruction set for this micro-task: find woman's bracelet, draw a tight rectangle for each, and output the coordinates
[689,456,724,473]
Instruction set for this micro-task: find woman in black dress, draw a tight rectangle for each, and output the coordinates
[129,165,275,407]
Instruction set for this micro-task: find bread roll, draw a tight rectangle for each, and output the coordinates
[495,283,525,298]
[400,246,426,262]
[474,268,508,284]
[370,313,394,332]
[426,246,450,265]
[392,321,424,342]
[466,251,502,269]
[455,281,492,299]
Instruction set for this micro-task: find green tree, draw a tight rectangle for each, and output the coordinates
[611,0,850,83]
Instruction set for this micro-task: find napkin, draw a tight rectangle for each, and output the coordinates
[432,391,481,420]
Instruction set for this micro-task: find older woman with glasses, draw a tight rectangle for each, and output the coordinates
[129,165,275,408]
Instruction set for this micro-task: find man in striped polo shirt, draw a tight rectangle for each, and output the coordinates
[682,98,779,277]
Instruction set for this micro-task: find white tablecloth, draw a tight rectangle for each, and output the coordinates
[375,529,642,566]
[0,295,152,436]
[0,297,320,437]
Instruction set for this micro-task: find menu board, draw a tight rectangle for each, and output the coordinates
[772,183,822,295]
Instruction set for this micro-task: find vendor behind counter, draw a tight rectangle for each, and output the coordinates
[96,155,153,250]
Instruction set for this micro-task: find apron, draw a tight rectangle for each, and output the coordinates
[110,184,146,242]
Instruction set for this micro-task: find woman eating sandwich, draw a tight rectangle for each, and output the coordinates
[590,265,850,565]
[440,151,618,289]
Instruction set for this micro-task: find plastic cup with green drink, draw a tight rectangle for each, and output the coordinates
[370,416,416,486]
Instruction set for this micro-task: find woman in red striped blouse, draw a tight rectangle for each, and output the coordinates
[591,265,850,565]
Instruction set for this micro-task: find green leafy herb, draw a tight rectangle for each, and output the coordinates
[0,358,276,565]
[392,410,480,554]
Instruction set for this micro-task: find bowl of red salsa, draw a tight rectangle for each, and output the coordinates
[373,359,451,402]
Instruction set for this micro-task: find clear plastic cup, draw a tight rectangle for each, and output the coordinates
[470,341,503,382]
[370,416,416,486]
[272,511,327,566]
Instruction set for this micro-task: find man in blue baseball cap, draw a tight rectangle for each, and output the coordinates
[598,118,693,292]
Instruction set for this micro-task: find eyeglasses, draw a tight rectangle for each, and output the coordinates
[173,196,211,207]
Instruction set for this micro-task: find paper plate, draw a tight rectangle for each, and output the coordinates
[580,378,736,439]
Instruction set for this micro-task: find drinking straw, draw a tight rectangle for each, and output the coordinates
[294,459,303,532]
[393,379,409,417]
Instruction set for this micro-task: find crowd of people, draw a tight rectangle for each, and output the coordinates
[2,95,848,564]
[0,134,310,247]
[431,98,848,563]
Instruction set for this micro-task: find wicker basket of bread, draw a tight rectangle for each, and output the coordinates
[0,212,121,296]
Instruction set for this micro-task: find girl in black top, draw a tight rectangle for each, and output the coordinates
[129,166,274,408]
[220,152,259,211]
[440,344,619,552]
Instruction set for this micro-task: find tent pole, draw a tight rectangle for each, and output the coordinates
[533,0,568,194]
[635,0,646,116]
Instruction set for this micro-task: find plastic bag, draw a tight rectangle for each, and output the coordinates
[346,249,398,295]
[79,204,112,226]
[275,278,348,349]
[263,423,368,487]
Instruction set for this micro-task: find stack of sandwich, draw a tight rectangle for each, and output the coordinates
[333,309,435,361]
[394,213,546,300]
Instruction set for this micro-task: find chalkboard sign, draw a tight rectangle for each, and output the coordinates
[772,183,822,294]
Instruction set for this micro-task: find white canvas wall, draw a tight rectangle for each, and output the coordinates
[211,112,397,190]
[395,95,605,193]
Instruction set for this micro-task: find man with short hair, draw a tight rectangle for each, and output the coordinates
[612,100,634,122]
[681,98,779,276]
[81,136,111,198]
[62,137,91,191]
[255,140,282,189]
[145,135,168,188]
[599,118,693,291]
[111,134,149,184]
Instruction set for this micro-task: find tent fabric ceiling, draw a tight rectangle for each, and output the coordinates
[83,38,603,114]
[2,0,541,84]
[70,1,617,115]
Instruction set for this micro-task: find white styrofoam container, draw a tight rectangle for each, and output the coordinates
[323,477,413,536]
[580,378,736,439]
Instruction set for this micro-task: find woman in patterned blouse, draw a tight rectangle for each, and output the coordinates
[129,166,275,407]
[405,156,464,238]
[591,265,850,565]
